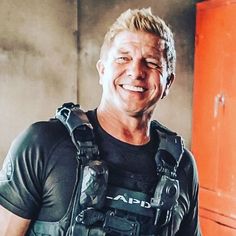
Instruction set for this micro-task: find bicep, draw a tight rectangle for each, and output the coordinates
[0,205,31,236]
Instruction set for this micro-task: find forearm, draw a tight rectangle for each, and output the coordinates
[0,205,31,236]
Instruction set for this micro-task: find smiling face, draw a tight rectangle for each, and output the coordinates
[97,30,174,117]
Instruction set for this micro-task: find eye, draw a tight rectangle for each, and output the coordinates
[146,59,162,69]
[116,56,130,64]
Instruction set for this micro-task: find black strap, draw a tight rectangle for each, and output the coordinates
[55,103,100,236]
[150,120,184,227]
[56,103,99,164]
[151,120,184,177]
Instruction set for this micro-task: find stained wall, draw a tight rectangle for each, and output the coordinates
[0,0,77,164]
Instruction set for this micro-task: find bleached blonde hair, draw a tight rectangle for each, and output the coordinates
[100,8,176,76]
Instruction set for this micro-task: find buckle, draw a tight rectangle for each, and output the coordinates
[76,208,105,225]
[103,211,140,235]
[76,141,99,163]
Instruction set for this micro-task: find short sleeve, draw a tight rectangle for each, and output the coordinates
[0,119,71,220]
[0,124,47,219]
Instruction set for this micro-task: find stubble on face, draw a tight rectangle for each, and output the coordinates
[98,31,169,118]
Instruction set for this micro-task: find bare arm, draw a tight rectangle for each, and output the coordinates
[0,205,31,236]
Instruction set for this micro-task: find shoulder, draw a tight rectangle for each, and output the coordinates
[24,118,68,141]
[151,120,199,183]
[151,120,177,135]
[151,120,197,170]
[179,148,198,181]
[6,118,77,189]
[11,119,69,153]
[0,119,76,219]
[178,148,199,203]
[8,118,72,161]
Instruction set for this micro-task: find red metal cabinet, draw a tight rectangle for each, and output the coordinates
[192,0,236,235]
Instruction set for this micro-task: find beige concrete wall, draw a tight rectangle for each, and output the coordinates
[0,0,77,165]
[0,0,197,166]
[77,0,197,148]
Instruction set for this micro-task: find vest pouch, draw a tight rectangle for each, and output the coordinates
[80,160,109,210]
[71,224,106,236]
[26,220,66,236]
[151,175,180,227]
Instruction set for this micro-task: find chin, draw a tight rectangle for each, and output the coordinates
[122,107,147,117]
[117,100,156,116]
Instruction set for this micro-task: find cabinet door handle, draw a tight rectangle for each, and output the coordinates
[214,93,225,118]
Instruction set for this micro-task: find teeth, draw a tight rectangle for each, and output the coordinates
[122,84,145,92]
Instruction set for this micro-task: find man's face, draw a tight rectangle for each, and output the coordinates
[97,30,173,116]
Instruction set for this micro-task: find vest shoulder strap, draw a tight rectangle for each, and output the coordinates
[55,102,99,163]
[151,120,184,169]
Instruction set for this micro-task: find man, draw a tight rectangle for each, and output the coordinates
[0,8,201,236]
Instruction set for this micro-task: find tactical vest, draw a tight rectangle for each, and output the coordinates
[26,103,184,236]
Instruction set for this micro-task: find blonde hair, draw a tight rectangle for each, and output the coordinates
[100,8,176,76]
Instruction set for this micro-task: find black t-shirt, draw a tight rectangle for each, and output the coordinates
[0,118,78,221]
[0,110,201,235]
[87,110,159,194]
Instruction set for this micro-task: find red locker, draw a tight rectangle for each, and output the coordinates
[192,0,236,235]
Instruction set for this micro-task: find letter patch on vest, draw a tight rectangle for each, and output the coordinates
[105,186,153,217]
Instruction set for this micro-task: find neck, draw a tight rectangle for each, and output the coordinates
[97,106,152,145]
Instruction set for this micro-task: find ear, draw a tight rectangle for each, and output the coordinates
[161,73,175,99]
[96,59,105,85]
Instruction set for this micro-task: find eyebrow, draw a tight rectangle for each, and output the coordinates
[117,48,130,54]
[116,48,164,61]
[145,54,162,60]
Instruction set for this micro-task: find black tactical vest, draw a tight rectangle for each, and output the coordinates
[26,103,184,236]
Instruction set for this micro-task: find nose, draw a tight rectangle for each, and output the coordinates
[126,60,146,80]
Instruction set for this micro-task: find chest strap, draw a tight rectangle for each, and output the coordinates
[56,103,106,236]
[150,121,184,226]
